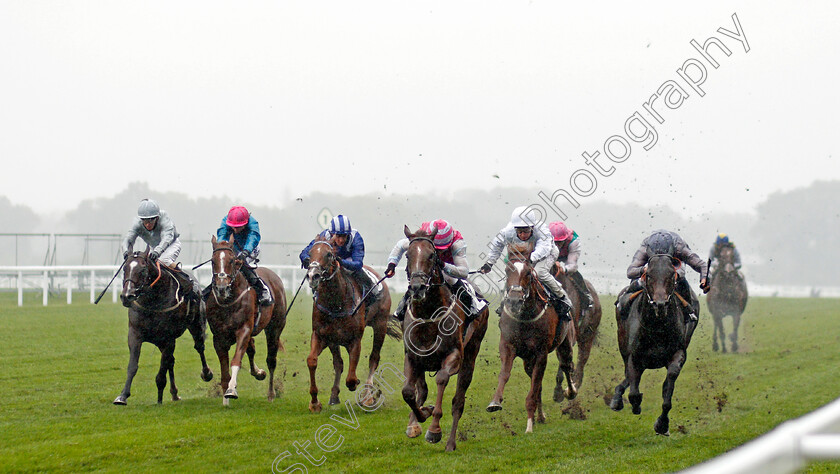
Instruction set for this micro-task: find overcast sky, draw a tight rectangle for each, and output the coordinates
[1,1,837,216]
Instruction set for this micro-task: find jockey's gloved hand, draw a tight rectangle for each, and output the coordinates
[302,258,310,270]
[149,250,160,262]
[123,251,129,260]
[385,262,396,278]
[480,263,493,274]
[237,250,250,261]
[700,278,710,294]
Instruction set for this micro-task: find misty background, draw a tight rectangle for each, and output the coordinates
[2,179,837,288]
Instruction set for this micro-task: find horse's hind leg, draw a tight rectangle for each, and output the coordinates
[655,350,686,436]
[406,375,428,438]
[345,338,362,392]
[446,348,478,452]
[571,319,597,390]
[188,306,213,382]
[114,329,142,405]
[264,325,281,402]
[402,359,432,438]
[557,333,578,401]
[247,338,266,381]
[361,318,387,408]
[610,378,629,411]
[627,359,645,415]
[156,342,177,404]
[328,345,344,406]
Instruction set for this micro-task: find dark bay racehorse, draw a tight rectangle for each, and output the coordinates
[708,246,748,353]
[487,244,576,433]
[115,250,213,405]
[305,235,392,412]
[551,264,602,402]
[392,226,489,451]
[205,236,287,405]
[610,254,697,435]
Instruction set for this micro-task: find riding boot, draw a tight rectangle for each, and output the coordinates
[550,292,572,322]
[569,271,594,315]
[242,265,274,306]
[676,276,697,323]
[616,278,643,320]
[353,269,374,305]
[393,292,410,321]
[172,268,199,303]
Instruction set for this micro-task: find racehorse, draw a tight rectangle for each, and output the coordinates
[487,244,576,433]
[392,225,489,451]
[610,254,697,436]
[205,236,287,405]
[305,235,392,412]
[550,263,602,403]
[707,245,748,353]
[115,250,213,405]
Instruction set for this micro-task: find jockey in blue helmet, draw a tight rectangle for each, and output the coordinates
[709,233,742,272]
[300,215,374,302]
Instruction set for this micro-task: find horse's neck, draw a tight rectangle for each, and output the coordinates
[411,285,451,315]
[316,270,355,308]
[138,269,177,305]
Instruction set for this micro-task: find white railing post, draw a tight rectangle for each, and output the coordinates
[90,270,95,304]
[42,270,48,306]
[67,270,72,304]
[18,271,23,307]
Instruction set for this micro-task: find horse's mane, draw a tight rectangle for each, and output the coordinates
[507,242,534,262]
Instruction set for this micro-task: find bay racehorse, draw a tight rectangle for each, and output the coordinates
[205,236,287,405]
[115,250,213,405]
[708,245,748,353]
[487,244,576,433]
[393,225,489,451]
[305,235,392,412]
[610,254,697,435]
[551,263,602,402]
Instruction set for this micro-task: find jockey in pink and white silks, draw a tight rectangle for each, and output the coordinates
[480,207,572,319]
[385,219,487,322]
[549,221,595,316]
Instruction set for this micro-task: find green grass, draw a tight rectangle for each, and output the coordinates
[0,293,838,473]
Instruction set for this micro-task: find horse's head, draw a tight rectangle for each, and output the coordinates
[403,225,441,301]
[120,250,155,307]
[307,235,339,291]
[719,246,736,273]
[210,235,242,302]
[644,254,679,313]
[503,246,535,317]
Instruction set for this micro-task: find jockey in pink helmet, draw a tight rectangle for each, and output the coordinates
[209,206,273,306]
[385,219,487,322]
[549,221,594,315]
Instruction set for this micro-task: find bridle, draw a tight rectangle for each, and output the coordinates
[211,246,242,285]
[642,254,679,306]
[309,241,340,283]
[406,236,445,291]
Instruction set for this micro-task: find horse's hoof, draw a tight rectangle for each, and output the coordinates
[609,396,624,411]
[224,388,238,399]
[171,394,181,402]
[113,396,127,406]
[486,401,503,412]
[445,442,456,452]
[566,388,578,401]
[526,419,534,433]
[329,396,340,406]
[632,405,642,415]
[553,386,564,403]
[537,413,547,424]
[201,369,214,382]
[406,424,422,438]
[346,379,360,392]
[253,369,266,381]
[654,417,670,435]
[425,429,442,444]
[309,402,322,413]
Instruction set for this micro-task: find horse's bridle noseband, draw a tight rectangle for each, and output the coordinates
[407,237,444,291]
[643,254,679,305]
[309,241,340,283]
[211,246,242,285]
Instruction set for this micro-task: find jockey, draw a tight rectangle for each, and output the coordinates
[385,219,487,322]
[617,229,709,322]
[549,221,594,316]
[299,214,374,304]
[122,199,198,302]
[480,207,572,319]
[709,233,742,272]
[213,205,273,306]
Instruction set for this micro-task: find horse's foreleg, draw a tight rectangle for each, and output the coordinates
[446,345,479,452]
[712,315,724,352]
[427,350,460,445]
[488,340,515,412]
[162,342,180,402]
[328,345,343,406]
[610,378,629,411]
[627,358,645,415]
[731,313,741,352]
[307,332,326,413]
[402,358,429,437]
[246,337,266,381]
[114,329,142,405]
[557,331,577,401]
[264,325,281,402]
[345,338,361,392]
[187,305,213,382]
[224,327,251,401]
[525,353,549,434]
[213,338,232,407]
[655,350,686,436]
[572,318,597,389]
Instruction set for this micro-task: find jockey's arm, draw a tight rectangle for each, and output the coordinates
[529,224,554,262]
[122,218,141,254]
[443,242,469,279]
[675,240,708,281]
[340,233,364,271]
[626,248,648,279]
[153,212,177,255]
[564,240,582,273]
[484,227,508,266]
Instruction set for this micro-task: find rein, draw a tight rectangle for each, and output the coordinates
[125,257,185,313]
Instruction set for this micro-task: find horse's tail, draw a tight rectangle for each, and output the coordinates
[386,315,403,340]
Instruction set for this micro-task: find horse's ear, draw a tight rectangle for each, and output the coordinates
[404,225,412,239]
[428,226,438,238]
[211,235,217,246]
